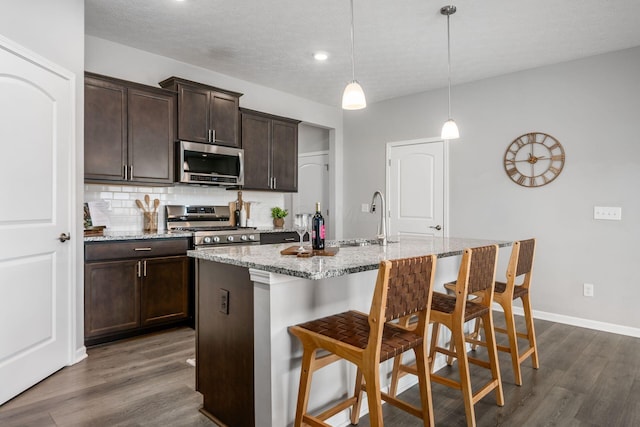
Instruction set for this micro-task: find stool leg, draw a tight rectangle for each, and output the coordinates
[389,354,403,397]
[429,322,441,374]
[502,301,522,386]
[451,320,476,427]
[482,312,504,406]
[350,368,364,425]
[414,346,435,427]
[295,348,316,427]
[522,293,540,369]
[362,365,383,427]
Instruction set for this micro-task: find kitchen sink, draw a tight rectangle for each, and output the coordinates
[338,238,397,247]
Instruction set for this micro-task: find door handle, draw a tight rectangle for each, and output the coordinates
[58,232,71,242]
[429,225,442,231]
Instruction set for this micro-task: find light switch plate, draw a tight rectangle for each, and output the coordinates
[594,206,622,221]
[361,203,369,213]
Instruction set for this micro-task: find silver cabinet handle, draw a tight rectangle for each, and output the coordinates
[136,260,141,278]
[273,177,277,189]
[123,164,128,180]
[134,247,152,251]
[58,232,71,242]
[284,237,296,241]
[143,260,147,277]
[129,165,133,181]
[429,225,442,231]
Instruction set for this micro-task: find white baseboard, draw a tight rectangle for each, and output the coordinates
[72,346,87,364]
[508,306,640,338]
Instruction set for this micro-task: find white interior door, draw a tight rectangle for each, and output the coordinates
[292,152,330,236]
[0,36,75,405]
[387,139,445,239]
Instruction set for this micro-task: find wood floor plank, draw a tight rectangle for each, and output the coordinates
[1,318,639,426]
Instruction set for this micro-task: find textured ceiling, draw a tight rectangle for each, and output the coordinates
[85,0,640,107]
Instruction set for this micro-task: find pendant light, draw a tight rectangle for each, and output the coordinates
[441,5,459,139]
[342,0,366,110]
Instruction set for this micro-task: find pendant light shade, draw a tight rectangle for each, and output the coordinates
[441,118,460,139]
[441,5,459,140]
[342,0,366,110]
[342,81,366,110]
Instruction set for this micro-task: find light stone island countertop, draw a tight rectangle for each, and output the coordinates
[188,236,512,280]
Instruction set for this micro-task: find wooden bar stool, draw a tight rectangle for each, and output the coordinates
[391,245,503,427]
[448,239,539,386]
[289,255,437,427]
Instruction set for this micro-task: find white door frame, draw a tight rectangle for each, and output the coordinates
[385,137,450,237]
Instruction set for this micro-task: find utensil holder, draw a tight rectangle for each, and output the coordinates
[143,212,158,233]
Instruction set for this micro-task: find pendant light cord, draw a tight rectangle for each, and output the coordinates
[446,11,452,119]
[349,0,356,82]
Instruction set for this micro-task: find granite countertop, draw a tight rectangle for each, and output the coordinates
[188,236,512,280]
[84,231,192,242]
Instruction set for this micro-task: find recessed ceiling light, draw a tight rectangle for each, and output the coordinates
[313,52,329,61]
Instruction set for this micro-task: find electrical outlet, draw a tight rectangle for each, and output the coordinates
[583,283,594,297]
[594,206,622,221]
[361,203,369,213]
[219,289,229,314]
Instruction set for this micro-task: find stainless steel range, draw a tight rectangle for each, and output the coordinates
[165,205,260,247]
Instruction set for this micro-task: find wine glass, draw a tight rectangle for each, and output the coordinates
[293,213,309,252]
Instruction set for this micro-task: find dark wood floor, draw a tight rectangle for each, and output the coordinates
[1,315,639,426]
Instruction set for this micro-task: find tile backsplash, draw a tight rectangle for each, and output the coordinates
[84,184,286,232]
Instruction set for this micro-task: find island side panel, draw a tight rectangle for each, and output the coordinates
[197,260,254,427]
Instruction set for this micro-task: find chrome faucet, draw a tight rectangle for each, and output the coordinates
[370,190,388,246]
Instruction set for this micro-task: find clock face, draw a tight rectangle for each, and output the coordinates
[504,132,565,187]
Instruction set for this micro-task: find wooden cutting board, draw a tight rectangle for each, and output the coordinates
[280,246,339,257]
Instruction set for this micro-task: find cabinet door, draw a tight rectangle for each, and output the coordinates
[84,77,127,181]
[178,84,210,143]
[84,260,140,338]
[141,256,189,326]
[241,113,272,190]
[128,88,175,183]
[210,92,240,148]
[271,119,298,192]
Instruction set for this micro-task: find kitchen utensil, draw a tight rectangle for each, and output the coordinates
[144,194,151,210]
[153,198,160,213]
[135,199,147,212]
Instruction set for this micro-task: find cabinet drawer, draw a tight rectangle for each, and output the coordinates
[85,238,190,262]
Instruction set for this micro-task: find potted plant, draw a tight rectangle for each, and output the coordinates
[271,207,288,228]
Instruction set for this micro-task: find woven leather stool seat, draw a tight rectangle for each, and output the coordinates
[296,310,423,362]
[290,255,437,427]
[431,293,489,321]
[494,281,528,299]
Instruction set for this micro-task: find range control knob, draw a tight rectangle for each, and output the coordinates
[248,235,257,241]
[227,235,235,242]
[213,236,221,243]
[203,236,212,244]
[241,235,248,241]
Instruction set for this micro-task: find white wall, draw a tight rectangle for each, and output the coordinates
[299,123,330,153]
[0,0,86,358]
[85,36,345,236]
[344,47,640,331]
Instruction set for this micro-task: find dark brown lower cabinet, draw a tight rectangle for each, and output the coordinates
[84,238,190,346]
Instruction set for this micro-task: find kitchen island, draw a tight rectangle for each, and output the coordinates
[189,237,511,427]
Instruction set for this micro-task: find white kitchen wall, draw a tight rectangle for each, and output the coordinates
[85,184,286,231]
[344,47,640,333]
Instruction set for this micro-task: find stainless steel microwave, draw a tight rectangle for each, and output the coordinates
[177,141,244,186]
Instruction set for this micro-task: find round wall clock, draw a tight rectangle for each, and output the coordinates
[503,132,565,187]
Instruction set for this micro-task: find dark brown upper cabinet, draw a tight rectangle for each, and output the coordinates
[84,72,176,185]
[159,77,242,148]
[240,108,300,192]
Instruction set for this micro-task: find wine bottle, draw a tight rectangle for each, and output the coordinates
[311,202,325,250]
